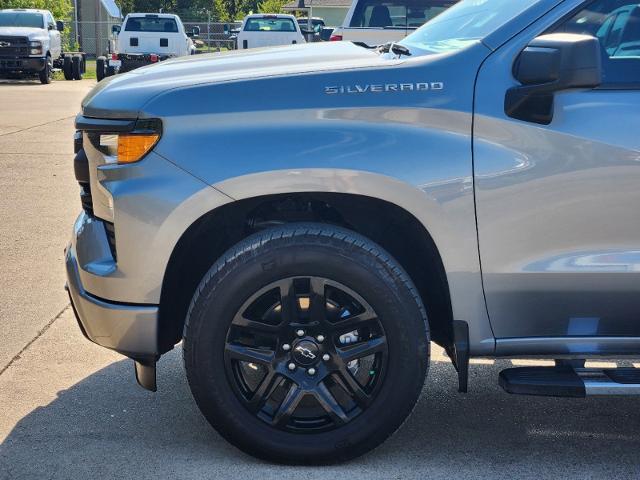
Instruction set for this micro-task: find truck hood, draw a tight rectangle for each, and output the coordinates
[0,26,47,40]
[82,41,401,118]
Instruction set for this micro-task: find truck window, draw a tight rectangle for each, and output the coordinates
[0,11,44,28]
[244,18,297,32]
[349,0,453,28]
[551,1,640,86]
[125,17,178,33]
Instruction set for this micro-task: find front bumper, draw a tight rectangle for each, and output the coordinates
[0,57,45,73]
[65,214,160,359]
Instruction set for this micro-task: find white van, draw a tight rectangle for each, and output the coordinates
[236,14,305,49]
[330,0,456,46]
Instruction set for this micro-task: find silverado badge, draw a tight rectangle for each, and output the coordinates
[324,82,444,94]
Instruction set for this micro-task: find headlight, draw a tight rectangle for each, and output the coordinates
[29,40,42,55]
[97,119,161,164]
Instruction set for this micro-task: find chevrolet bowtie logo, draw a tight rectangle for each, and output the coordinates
[295,345,316,360]
[0,41,11,48]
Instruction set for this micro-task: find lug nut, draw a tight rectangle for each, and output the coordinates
[322,354,330,361]
[308,367,316,375]
[316,335,325,342]
[288,363,296,371]
[296,329,305,337]
[282,343,291,351]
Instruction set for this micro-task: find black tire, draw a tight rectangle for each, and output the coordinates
[183,223,429,464]
[63,55,73,80]
[38,55,52,84]
[106,65,116,77]
[72,55,83,80]
[96,56,106,81]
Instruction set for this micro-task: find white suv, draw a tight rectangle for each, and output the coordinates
[330,0,456,46]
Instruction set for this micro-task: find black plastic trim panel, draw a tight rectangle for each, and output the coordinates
[75,115,137,132]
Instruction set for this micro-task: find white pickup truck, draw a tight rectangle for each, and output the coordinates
[236,14,305,50]
[98,13,196,81]
[0,8,85,84]
[330,0,455,46]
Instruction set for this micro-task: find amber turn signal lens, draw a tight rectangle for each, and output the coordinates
[117,134,160,163]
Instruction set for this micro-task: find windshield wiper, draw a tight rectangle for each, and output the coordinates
[376,42,412,57]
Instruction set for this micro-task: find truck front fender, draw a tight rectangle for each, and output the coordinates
[212,168,495,355]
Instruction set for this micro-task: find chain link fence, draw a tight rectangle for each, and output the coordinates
[69,21,114,57]
[67,16,240,58]
[183,21,241,51]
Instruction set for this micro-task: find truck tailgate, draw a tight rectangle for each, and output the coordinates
[122,31,182,54]
[239,32,302,49]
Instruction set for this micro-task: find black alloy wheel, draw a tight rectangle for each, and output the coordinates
[224,276,388,432]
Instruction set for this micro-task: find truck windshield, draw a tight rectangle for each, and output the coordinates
[125,17,178,32]
[401,0,543,54]
[0,12,44,28]
[244,18,298,32]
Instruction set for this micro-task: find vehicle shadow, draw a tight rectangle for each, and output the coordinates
[1,348,639,479]
[0,79,45,85]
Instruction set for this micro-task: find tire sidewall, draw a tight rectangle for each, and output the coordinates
[63,55,73,80]
[39,55,51,84]
[72,56,82,80]
[184,227,429,463]
[96,57,105,81]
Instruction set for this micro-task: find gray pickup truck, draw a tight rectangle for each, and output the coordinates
[66,0,640,464]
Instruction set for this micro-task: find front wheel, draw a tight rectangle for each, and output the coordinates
[183,223,429,464]
[38,55,52,84]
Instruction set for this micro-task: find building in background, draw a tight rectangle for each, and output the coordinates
[283,0,351,27]
[76,0,122,57]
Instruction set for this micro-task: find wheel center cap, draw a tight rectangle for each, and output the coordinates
[292,340,319,366]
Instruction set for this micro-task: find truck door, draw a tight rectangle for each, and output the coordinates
[473,0,640,347]
[47,12,61,58]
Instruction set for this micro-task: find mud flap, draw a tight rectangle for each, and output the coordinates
[453,320,469,393]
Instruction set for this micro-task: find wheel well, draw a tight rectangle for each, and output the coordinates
[158,193,454,354]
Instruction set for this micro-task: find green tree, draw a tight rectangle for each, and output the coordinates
[0,0,72,20]
[212,0,231,21]
[214,0,244,20]
[115,0,220,20]
[115,0,135,16]
[257,0,287,14]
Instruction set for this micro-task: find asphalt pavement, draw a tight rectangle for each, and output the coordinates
[0,78,639,480]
